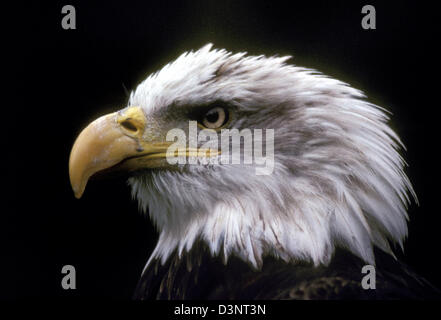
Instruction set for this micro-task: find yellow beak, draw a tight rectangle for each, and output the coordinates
[69,106,171,199]
[69,106,220,199]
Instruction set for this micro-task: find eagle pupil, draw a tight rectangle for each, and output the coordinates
[206,110,219,123]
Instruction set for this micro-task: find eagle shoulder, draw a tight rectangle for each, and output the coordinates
[133,240,440,300]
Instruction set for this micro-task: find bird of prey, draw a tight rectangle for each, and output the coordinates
[69,44,439,299]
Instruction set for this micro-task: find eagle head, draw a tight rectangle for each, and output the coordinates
[69,44,415,271]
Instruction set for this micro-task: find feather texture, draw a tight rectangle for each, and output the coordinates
[127,44,415,276]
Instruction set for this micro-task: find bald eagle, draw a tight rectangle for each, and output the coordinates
[69,44,439,299]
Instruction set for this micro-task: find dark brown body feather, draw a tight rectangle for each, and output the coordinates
[133,240,440,300]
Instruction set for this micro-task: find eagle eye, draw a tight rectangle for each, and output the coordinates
[201,107,228,129]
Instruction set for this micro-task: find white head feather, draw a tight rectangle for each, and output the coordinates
[127,44,416,271]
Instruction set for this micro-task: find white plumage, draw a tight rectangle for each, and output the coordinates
[127,44,415,274]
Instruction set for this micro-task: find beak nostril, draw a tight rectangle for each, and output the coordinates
[117,107,145,134]
[120,119,138,132]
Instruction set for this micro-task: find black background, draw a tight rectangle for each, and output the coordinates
[3,0,441,300]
